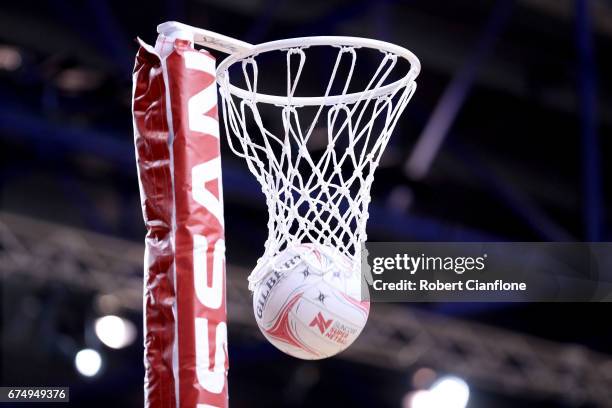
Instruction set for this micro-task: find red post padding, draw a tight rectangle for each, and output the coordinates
[133,36,229,408]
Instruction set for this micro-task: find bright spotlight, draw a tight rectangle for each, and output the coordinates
[429,376,470,408]
[94,315,136,349]
[75,349,102,377]
[409,390,435,408]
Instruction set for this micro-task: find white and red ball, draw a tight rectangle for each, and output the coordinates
[251,244,369,360]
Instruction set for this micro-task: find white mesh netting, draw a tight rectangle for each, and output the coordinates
[217,43,417,287]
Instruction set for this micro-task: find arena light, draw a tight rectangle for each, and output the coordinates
[429,376,470,408]
[411,367,437,389]
[74,349,102,377]
[409,390,435,408]
[94,315,137,349]
[409,376,470,408]
[0,45,22,71]
[55,68,103,92]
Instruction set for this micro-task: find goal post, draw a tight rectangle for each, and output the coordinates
[133,34,228,408]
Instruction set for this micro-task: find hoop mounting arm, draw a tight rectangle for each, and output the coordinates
[157,21,254,54]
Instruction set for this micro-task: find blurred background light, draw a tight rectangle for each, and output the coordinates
[95,294,122,315]
[74,348,102,377]
[54,67,103,92]
[429,376,470,408]
[411,367,437,389]
[0,45,22,71]
[409,390,435,408]
[94,315,137,349]
[408,375,469,408]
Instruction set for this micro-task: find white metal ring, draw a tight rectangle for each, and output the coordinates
[216,36,421,106]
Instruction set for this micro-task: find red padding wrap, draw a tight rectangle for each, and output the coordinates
[132,36,229,408]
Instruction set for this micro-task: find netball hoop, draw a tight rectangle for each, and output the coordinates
[157,21,421,288]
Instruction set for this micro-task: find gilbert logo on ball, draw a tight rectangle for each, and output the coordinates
[252,244,369,360]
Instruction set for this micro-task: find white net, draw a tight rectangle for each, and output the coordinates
[217,42,417,288]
